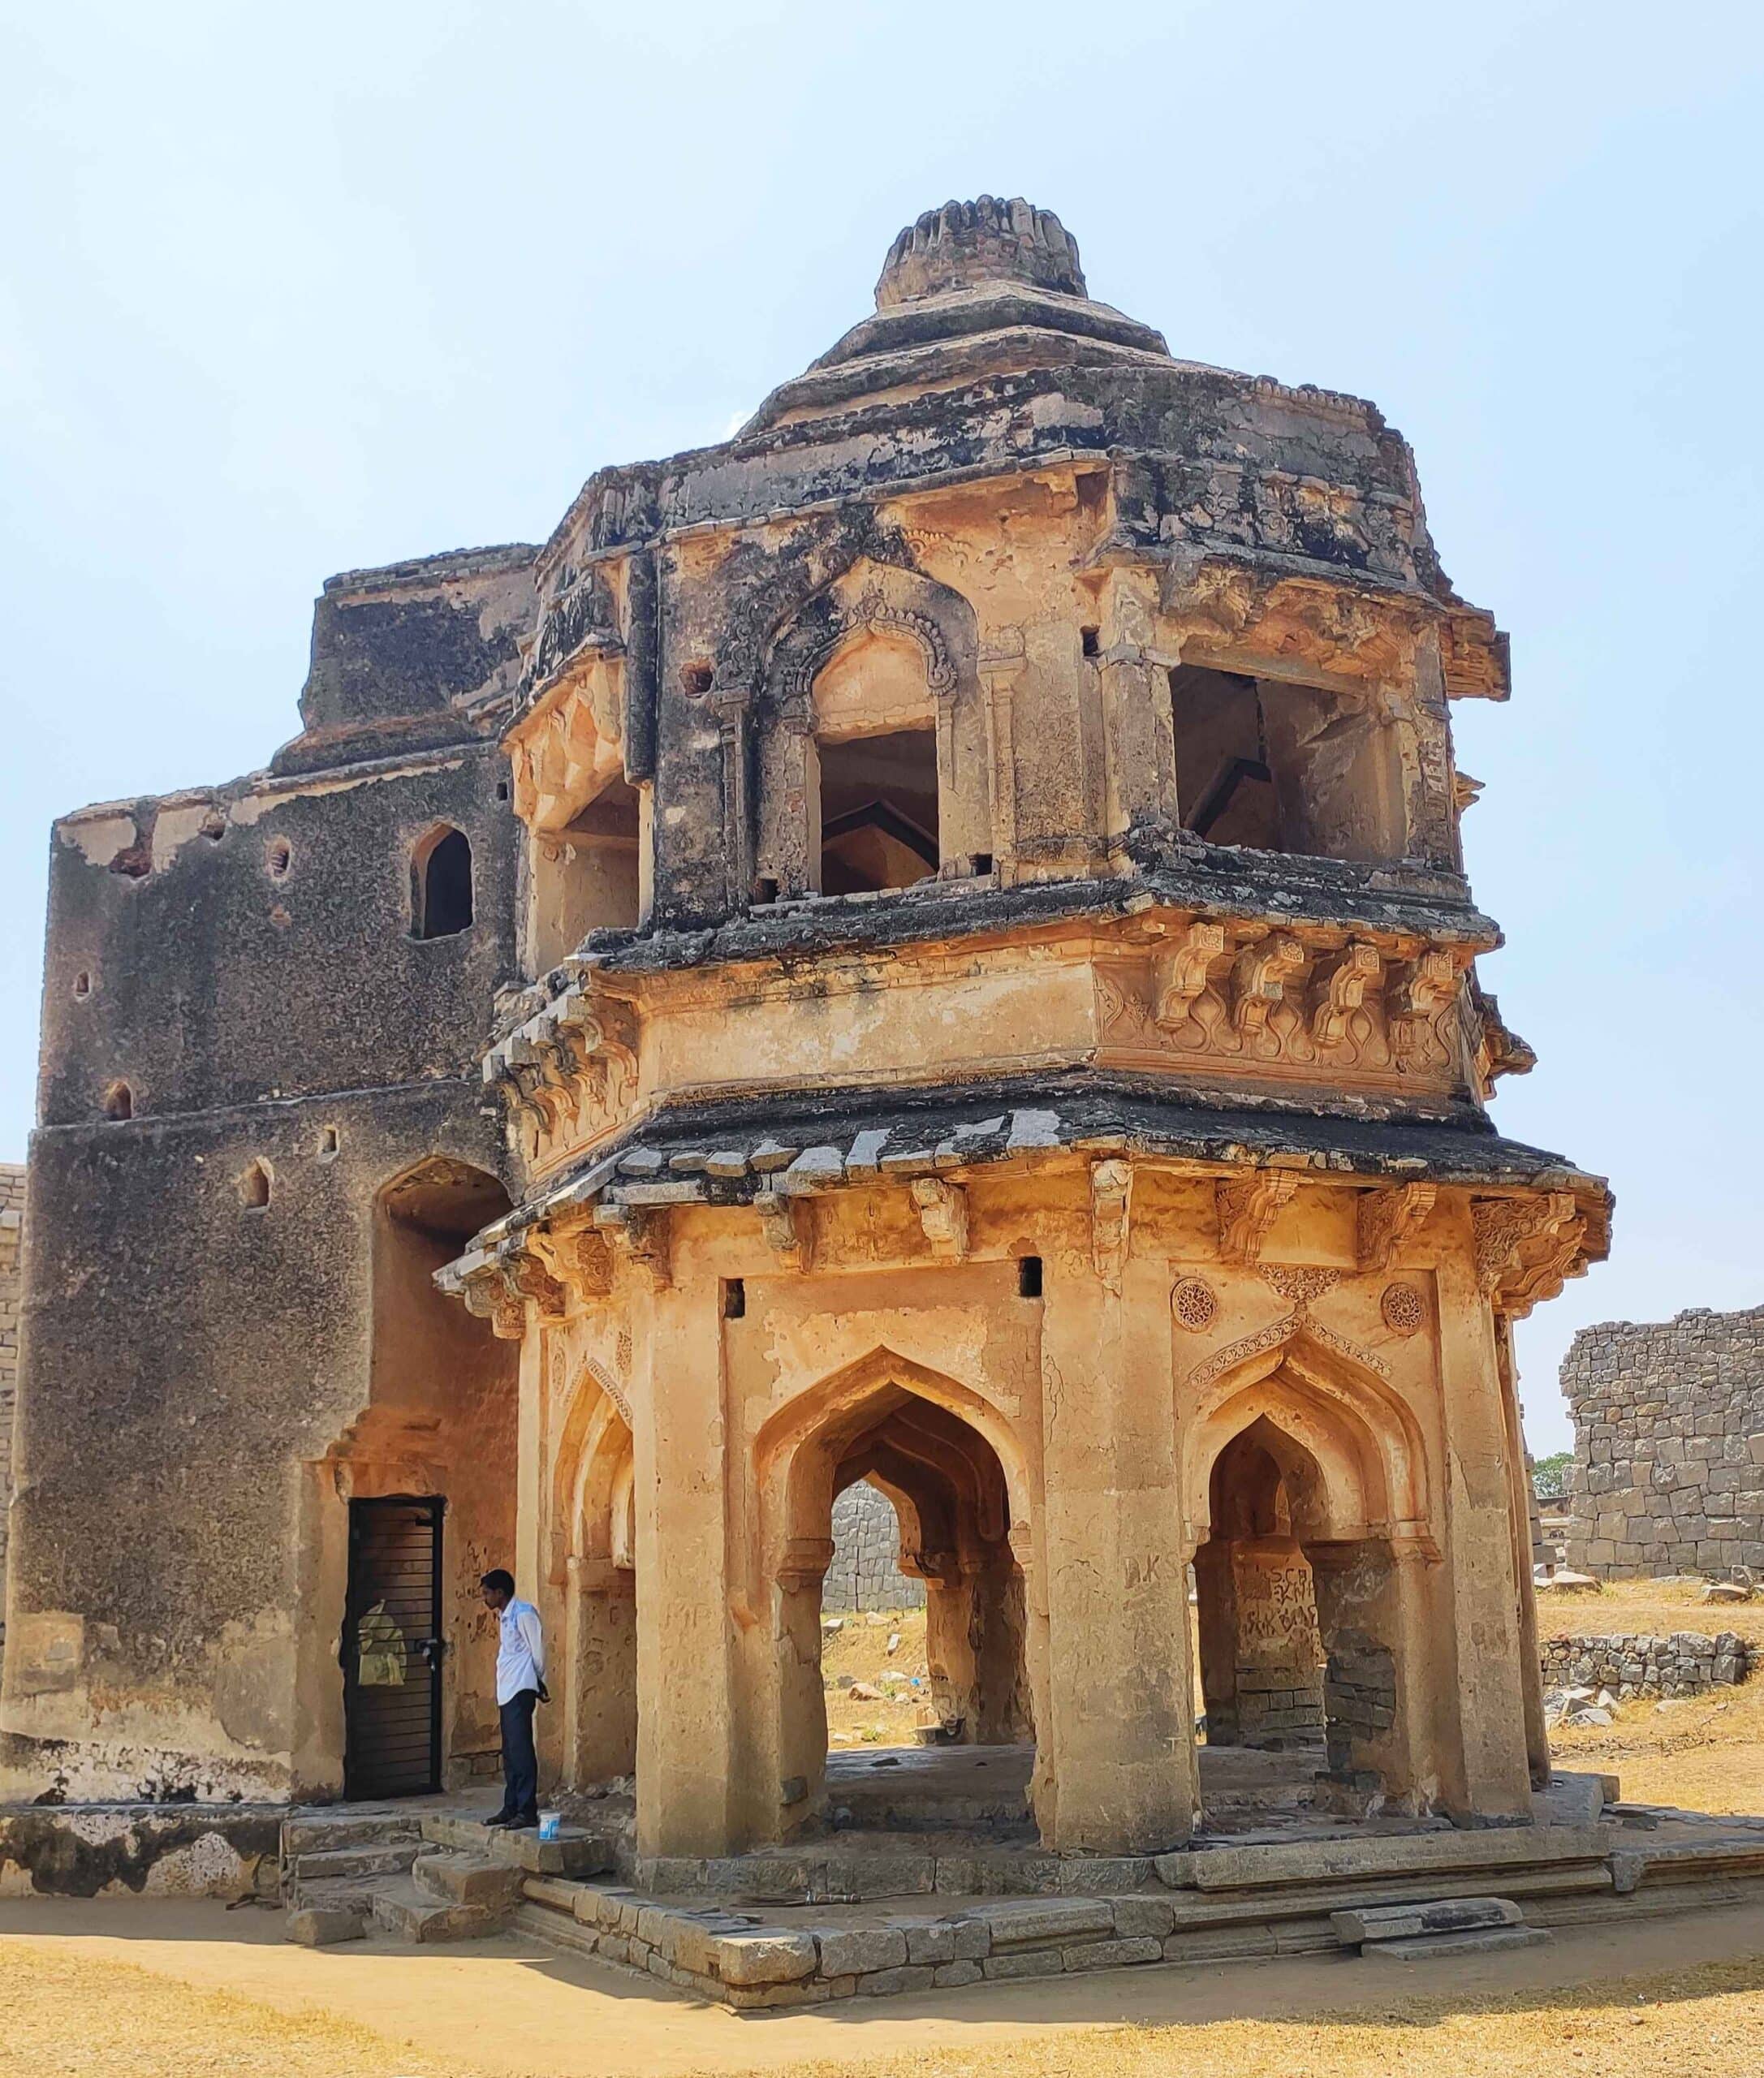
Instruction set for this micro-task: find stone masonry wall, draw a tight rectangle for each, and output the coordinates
[1541,1630,1750,1701]
[1563,1307,1764,1578]
[822,1481,925,1615]
[0,1162,24,1661]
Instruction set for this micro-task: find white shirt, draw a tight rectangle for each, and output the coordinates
[496,1597,546,1705]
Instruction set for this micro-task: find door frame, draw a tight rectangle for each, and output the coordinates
[342,1494,446,1799]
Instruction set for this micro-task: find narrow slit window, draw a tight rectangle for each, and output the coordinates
[412,826,473,939]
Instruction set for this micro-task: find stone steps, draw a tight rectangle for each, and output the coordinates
[419,1812,616,1878]
[294,1843,421,1885]
[282,1812,423,1858]
[369,1873,507,1944]
[412,1848,526,1911]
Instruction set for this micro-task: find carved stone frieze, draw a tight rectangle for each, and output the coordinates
[1258,1265,1341,1307]
[1356,1181,1437,1272]
[1216,1171,1300,1265]
[780,590,958,718]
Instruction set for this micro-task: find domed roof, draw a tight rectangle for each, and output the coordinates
[744,196,1171,433]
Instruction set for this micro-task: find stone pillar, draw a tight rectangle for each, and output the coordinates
[1433,1238,1536,1821]
[978,639,1026,882]
[754,713,817,899]
[1495,1316,1552,1787]
[1096,569,1178,851]
[1037,1243,1195,1852]
[633,1272,739,1856]
[1309,1537,1431,1800]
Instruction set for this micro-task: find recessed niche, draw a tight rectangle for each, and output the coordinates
[72,971,93,1000]
[102,1080,133,1121]
[266,837,293,879]
[317,1125,340,1161]
[238,1158,273,1209]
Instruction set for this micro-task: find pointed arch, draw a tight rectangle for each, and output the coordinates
[753,559,992,897]
[1183,1319,1430,1546]
[548,1356,633,1585]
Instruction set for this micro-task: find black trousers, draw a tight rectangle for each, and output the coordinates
[497,1688,540,1822]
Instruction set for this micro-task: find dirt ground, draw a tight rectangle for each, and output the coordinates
[3,1897,1763,2078]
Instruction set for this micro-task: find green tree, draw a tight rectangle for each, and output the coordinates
[1530,1450,1572,1501]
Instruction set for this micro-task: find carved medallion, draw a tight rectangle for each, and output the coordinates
[1171,1277,1218,1332]
[1382,1283,1426,1337]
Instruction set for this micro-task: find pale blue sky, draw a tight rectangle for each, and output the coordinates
[3,2,1760,1451]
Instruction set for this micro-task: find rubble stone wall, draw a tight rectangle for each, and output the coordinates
[0,1163,23,1661]
[1563,1308,1764,1577]
[822,1481,925,1615]
[1541,1630,1751,1700]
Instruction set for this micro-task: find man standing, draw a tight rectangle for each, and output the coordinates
[479,1568,546,1830]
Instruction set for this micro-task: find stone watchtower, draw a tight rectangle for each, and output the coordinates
[2,199,1607,1845]
[446,197,1608,1856]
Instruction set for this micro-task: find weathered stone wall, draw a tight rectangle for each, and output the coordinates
[0,1163,24,1662]
[1541,1630,1751,1699]
[822,1480,925,1615]
[1563,1308,1764,1577]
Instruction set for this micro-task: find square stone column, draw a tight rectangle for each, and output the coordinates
[633,1271,740,1856]
[1432,1235,1536,1821]
[1037,1236,1195,1852]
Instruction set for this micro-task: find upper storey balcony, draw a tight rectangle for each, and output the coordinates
[485,200,1527,1187]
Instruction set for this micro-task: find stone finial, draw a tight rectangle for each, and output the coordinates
[875,196,1086,309]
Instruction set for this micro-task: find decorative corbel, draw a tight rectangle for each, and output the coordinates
[911,1175,968,1261]
[1231,933,1304,1034]
[1356,1180,1437,1272]
[1090,1157,1133,1293]
[1152,920,1226,1027]
[1472,1192,1585,1320]
[1309,941,1382,1045]
[553,1224,615,1300]
[459,1264,527,1340]
[1217,1170,1300,1265]
[593,1200,671,1287]
[755,1188,814,1272]
[508,1249,569,1323]
[1387,948,1457,1060]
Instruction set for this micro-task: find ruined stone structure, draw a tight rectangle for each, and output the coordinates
[3,198,1608,1856]
[822,1481,926,1615]
[0,1165,23,1664]
[1563,1308,1764,1579]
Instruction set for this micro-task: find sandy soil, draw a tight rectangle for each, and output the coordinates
[3,1898,1763,2078]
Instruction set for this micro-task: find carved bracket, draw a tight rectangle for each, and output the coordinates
[1309,942,1382,1045]
[1217,1170,1300,1265]
[1387,949,1457,1062]
[1152,920,1226,1028]
[1472,1192,1585,1320]
[911,1176,969,1261]
[1356,1181,1437,1272]
[756,1188,814,1271]
[1231,934,1305,1035]
[1090,1157,1133,1292]
[593,1200,671,1287]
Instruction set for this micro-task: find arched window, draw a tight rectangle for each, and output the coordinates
[412,826,473,940]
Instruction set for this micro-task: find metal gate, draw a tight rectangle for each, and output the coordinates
[343,1497,444,1798]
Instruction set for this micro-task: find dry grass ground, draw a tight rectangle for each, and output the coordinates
[1540,1576,1764,1811]
[821,1606,932,1744]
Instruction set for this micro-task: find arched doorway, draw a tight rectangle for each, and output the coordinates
[757,1352,1035,1839]
[315,1157,516,1797]
[550,1367,637,1791]
[1187,1341,1434,1823]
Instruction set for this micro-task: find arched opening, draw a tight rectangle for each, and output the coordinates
[1169,665,1404,863]
[528,774,642,970]
[101,1079,133,1121]
[1189,1358,1431,1824]
[552,1371,638,1795]
[411,826,474,939]
[813,628,941,895]
[237,1158,273,1209]
[325,1157,515,1798]
[764,1360,1035,1841]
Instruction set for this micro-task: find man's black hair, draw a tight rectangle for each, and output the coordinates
[480,1567,515,1597]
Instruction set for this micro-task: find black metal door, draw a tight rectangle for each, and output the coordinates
[343,1497,444,1798]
